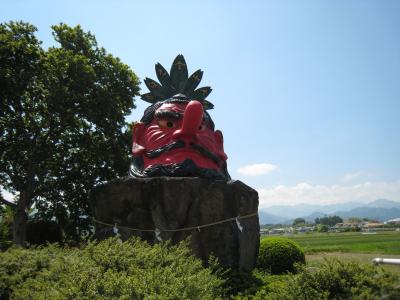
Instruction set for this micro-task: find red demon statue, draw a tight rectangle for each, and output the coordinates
[130,55,230,180]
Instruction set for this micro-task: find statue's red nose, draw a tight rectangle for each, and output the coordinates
[173,100,203,140]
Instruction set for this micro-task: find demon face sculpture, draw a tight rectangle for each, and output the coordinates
[130,55,230,180]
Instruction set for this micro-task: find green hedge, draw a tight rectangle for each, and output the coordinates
[258,237,305,274]
[0,237,222,299]
[2,237,399,299]
[252,259,400,299]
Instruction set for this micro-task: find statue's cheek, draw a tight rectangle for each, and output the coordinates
[132,122,146,156]
[144,127,174,149]
[132,143,145,156]
[214,130,228,161]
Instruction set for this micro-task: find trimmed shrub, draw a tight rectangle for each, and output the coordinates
[258,237,305,274]
[219,269,264,297]
[0,237,222,299]
[253,259,400,299]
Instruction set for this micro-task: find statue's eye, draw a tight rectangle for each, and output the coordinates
[158,119,176,129]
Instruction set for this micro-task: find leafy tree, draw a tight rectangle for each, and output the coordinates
[292,218,306,227]
[347,217,363,224]
[316,224,328,232]
[315,215,343,227]
[0,21,140,245]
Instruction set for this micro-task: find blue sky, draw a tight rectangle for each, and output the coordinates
[2,1,400,207]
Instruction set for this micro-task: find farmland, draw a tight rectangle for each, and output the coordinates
[262,231,400,274]
[284,231,400,254]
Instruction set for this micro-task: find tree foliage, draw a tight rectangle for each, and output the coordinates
[292,217,306,226]
[0,21,140,244]
[315,215,343,227]
[316,224,329,232]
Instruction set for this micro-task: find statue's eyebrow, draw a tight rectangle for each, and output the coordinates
[155,110,182,120]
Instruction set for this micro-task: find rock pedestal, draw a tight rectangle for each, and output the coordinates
[90,177,260,271]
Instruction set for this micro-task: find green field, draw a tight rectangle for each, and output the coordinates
[306,252,400,274]
[262,231,400,274]
[263,231,400,254]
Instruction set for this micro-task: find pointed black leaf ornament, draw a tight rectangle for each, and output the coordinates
[144,78,167,99]
[155,63,174,91]
[140,55,214,109]
[141,92,159,103]
[170,55,188,93]
[190,87,212,100]
[144,78,162,92]
[184,69,203,96]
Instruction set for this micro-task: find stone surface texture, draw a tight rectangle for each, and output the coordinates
[90,177,260,271]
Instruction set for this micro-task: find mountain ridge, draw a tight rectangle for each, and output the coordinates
[259,199,400,225]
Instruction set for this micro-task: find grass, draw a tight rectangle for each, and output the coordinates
[262,231,400,274]
[278,231,400,254]
[306,252,400,274]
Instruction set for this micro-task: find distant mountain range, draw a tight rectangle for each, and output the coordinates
[259,199,400,225]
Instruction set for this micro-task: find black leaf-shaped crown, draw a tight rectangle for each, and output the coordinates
[141,55,214,109]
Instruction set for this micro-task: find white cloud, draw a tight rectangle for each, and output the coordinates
[342,171,369,182]
[258,180,400,208]
[237,163,278,177]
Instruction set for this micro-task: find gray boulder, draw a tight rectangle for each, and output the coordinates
[90,177,259,271]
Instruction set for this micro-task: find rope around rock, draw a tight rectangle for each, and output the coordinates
[92,212,258,233]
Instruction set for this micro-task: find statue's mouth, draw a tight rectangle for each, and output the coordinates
[131,139,230,181]
[144,140,222,166]
[145,140,185,158]
[189,142,221,165]
[142,159,228,180]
